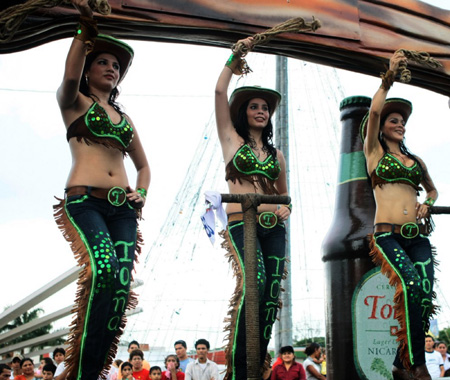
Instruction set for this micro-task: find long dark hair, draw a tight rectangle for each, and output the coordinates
[304,343,321,357]
[379,113,430,187]
[80,51,123,113]
[235,99,277,159]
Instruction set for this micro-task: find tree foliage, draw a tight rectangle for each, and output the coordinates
[438,327,450,346]
[0,307,65,354]
[294,336,326,347]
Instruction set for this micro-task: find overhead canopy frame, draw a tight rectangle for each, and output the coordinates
[1,0,450,96]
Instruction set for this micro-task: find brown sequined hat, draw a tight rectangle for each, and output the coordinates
[86,34,134,82]
[360,98,412,143]
[229,86,281,125]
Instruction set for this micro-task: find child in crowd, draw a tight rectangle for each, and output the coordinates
[121,362,134,380]
[108,359,123,380]
[42,364,57,380]
[52,348,65,366]
[149,367,162,380]
[162,355,184,380]
[35,358,54,378]
[130,350,149,380]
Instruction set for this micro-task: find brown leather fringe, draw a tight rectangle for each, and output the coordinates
[369,234,411,369]
[219,229,244,380]
[261,352,272,377]
[53,197,142,380]
[74,136,130,156]
[370,172,422,192]
[219,229,287,379]
[369,234,438,370]
[429,243,439,319]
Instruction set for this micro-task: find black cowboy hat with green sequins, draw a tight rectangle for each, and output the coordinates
[360,98,412,143]
[87,34,134,82]
[229,86,282,126]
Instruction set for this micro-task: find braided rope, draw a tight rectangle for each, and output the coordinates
[396,49,442,83]
[232,16,322,57]
[0,0,110,42]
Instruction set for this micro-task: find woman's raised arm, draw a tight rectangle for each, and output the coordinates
[364,51,406,156]
[57,0,96,110]
[215,37,254,150]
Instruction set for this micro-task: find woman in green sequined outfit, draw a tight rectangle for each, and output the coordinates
[363,51,438,380]
[53,2,150,380]
[215,37,291,380]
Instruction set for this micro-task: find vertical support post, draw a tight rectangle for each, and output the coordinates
[242,195,260,380]
[274,54,292,350]
[220,193,290,380]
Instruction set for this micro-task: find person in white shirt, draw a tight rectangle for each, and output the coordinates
[185,340,218,380]
[436,341,450,377]
[425,335,444,379]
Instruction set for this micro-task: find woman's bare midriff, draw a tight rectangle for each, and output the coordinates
[226,180,281,214]
[374,183,419,225]
[66,139,129,189]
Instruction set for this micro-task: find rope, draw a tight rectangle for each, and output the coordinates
[232,16,322,57]
[0,0,111,42]
[396,49,442,83]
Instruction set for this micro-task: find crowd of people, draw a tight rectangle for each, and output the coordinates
[3,335,450,380]
[0,339,215,380]
[0,339,334,380]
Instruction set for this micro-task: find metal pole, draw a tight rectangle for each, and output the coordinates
[220,193,290,380]
[274,54,293,349]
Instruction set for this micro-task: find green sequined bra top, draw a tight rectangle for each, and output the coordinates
[371,153,423,191]
[225,144,281,195]
[66,102,134,153]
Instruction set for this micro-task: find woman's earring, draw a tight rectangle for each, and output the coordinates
[379,131,383,140]
[85,76,89,85]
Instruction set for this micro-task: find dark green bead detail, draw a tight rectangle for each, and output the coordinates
[232,145,281,180]
[375,153,422,187]
[91,230,117,294]
[85,102,134,148]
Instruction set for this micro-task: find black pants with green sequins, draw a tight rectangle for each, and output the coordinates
[65,194,138,380]
[373,232,434,369]
[227,221,286,380]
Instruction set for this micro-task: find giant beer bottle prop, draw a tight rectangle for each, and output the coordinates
[322,96,375,379]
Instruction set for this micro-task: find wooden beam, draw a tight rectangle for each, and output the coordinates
[0,306,73,344]
[0,267,79,328]
[0,0,449,95]
[0,329,70,356]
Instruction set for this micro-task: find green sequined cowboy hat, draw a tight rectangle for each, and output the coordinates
[360,98,412,143]
[86,34,134,82]
[229,86,282,126]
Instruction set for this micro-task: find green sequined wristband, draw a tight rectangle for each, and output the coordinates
[284,203,292,213]
[137,188,147,199]
[225,53,251,75]
[424,198,435,206]
[74,16,98,54]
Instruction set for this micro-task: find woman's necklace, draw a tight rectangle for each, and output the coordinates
[249,139,267,159]
[391,152,407,165]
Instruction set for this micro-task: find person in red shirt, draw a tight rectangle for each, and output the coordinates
[161,355,185,380]
[130,350,149,380]
[271,346,306,380]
